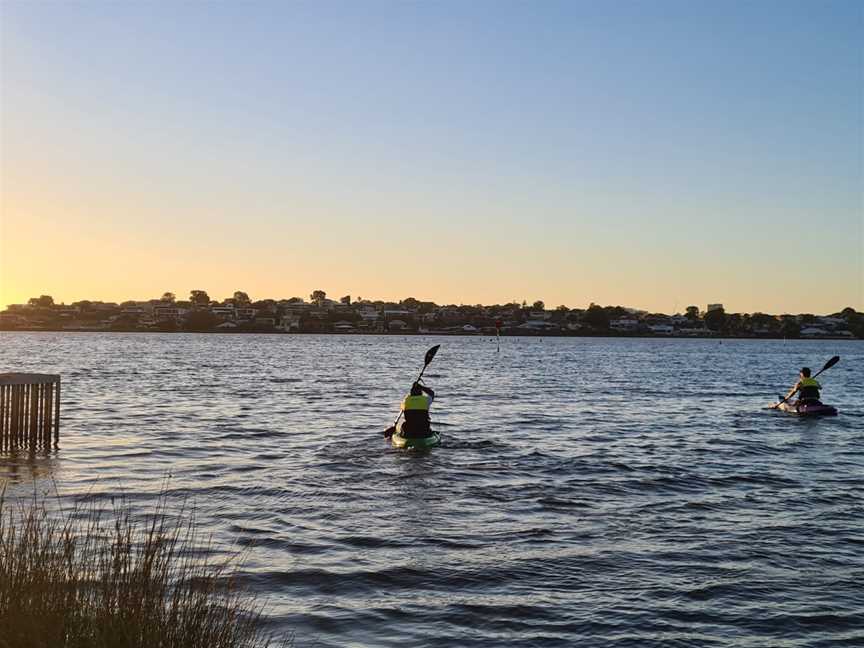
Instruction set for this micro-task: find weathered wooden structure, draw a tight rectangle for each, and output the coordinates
[0,373,60,450]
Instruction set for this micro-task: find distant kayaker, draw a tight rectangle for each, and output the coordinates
[783,367,822,405]
[397,381,436,438]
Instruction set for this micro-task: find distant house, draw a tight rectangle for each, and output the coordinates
[817,316,848,333]
[436,307,461,320]
[517,320,558,331]
[153,305,186,322]
[649,324,674,335]
[800,326,828,338]
[279,315,301,331]
[388,319,409,331]
[610,319,640,332]
[359,308,380,322]
[677,326,711,336]
[280,301,312,315]
[0,313,26,328]
[333,321,355,331]
[384,309,414,319]
[210,306,235,320]
[707,304,724,312]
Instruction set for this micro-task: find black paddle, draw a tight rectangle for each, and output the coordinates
[771,355,840,409]
[384,344,441,437]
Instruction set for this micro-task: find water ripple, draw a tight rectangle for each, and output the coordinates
[1,333,862,647]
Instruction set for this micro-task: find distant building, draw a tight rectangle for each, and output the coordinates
[707,304,724,312]
[153,305,186,322]
[278,315,300,332]
[649,324,674,335]
[383,309,414,319]
[210,306,235,320]
[800,326,828,338]
[610,319,640,332]
[517,320,559,331]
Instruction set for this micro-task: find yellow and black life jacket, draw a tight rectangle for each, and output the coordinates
[401,395,432,436]
[798,377,821,401]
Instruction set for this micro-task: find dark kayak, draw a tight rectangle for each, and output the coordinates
[776,401,838,417]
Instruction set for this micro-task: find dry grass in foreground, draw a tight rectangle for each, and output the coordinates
[0,488,289,648]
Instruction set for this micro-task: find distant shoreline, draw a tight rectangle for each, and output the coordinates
[1,327,859,341]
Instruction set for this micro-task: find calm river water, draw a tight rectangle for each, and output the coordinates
[1,333,862,647]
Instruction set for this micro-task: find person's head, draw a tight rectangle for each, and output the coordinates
[800,367,811,378]
[410,382,423,396]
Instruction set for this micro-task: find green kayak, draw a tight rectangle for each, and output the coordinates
[391,431,441,450]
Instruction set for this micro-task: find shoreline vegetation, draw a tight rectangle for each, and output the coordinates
[3,292,863,340]
[0,488,289,648]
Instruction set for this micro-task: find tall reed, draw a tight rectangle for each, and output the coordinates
[0,488,288,648]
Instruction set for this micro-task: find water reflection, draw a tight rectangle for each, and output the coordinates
[0,333,860,647]
[0,448,60,483]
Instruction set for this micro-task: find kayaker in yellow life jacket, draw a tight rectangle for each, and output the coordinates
[783,367,822,405]
[398,381,435,438]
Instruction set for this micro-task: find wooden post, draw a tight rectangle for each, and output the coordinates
[0,385,6,451]
[0,374,61,451]
[43,383,53,449]
[54,380,61,447]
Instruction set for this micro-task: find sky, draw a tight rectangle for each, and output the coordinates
[1,0,861,314]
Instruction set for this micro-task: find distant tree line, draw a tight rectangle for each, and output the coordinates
[6,291,864,339]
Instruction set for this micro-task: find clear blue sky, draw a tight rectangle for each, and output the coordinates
[1,0,861,313]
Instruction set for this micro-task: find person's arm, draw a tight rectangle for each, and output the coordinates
[783,381,800,401]
[421,385,435,402]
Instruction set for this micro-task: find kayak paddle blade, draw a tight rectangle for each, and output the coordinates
[820,355,840,374]
[424,345,441,367]
[383,425,396,438]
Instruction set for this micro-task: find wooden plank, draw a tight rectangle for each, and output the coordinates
[11,385,20,448]
[39,383,45,449]
[26,384,31,447]
[29,383,37,447]
[3,385,8,450]
[54,379,61,447]
[5,385,9,450]
[44,383,53,449]
[23,384,30,447]
[1,385,6,450]
[36,383,42,448]
[0,373,61,386]
[20,384,27,448]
